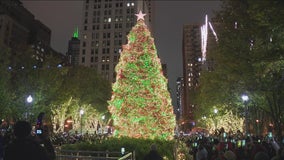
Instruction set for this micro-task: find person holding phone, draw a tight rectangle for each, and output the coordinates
[4,121,49,160]
[35,125,56,160]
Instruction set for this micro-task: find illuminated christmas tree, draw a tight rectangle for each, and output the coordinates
[108,11,176,140]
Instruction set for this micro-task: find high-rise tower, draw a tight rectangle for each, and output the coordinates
[182,24,202,130]
[181,21,217,131]
[79,0,154,83]
[67,27,80,66]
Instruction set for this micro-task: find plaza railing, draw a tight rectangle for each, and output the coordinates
[56,149,135,160]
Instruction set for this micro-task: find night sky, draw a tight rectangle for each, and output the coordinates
[22,1,221,105]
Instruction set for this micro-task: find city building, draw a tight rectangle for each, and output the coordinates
[176,77,184,122]
[181,21,217,131]
[0,0,33,50]
[78,0,154,83]
[67,27,81,66]
[0,0,65,68]
[181,24,201,130]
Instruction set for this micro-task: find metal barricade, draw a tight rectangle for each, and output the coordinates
[56,149,135,160]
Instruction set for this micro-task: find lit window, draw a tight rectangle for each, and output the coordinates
[102,56,106,62]
[127,3,130,7]
[131,2,134,6]
[108,18,111,22]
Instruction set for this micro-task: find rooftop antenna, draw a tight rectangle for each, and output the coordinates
[73,27,79,38]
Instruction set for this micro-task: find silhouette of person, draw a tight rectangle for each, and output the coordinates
[4,121,49,160]
[0,133,3,160]
[144,144,163,160]
[35,125,56,160]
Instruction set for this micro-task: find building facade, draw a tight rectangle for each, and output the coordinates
[67,28,81,66]
[182,24,202,130]
[176,77,184,122]
[181,22,217,131]
[78,0,154,83]
[0,0,65,68]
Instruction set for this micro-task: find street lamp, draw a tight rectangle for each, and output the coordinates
[213,109,218,131]
[26,95,33,103]
[80,109,84,135]
[255,119,260,136]
[241,94,249,135]
[26,95,33,120]
[101,115,105,134]
[214,108,218,114]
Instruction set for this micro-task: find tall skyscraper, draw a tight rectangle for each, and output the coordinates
[67,28,80,66]
[181,22,217,131]
[181,24,202,130]
[176,77,184,121]
[78,0,154,83]
[0,0,65,67]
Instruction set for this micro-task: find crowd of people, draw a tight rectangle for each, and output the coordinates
[180,128,284,160]
[0,120,55,160]
[1,120,284,160]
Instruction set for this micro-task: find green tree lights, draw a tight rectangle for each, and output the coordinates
[108,13,175,140]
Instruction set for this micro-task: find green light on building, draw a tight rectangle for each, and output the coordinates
[73,27,79,38]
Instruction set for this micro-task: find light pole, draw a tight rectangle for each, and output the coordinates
[26,95,33,120]
[241,94,249,135]
[80,109,84,135]
[213,109,218,131]
[255,119,260,136]
[101,115,105,134]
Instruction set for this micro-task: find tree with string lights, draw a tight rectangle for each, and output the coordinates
[108,11,176,140]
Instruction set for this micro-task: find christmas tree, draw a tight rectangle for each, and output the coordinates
[108,11,176,140]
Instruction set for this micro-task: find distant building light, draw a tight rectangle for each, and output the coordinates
[8,66,12,70]
[33,65,37,69]
[21,66,25,69]
[57,64,63,68]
